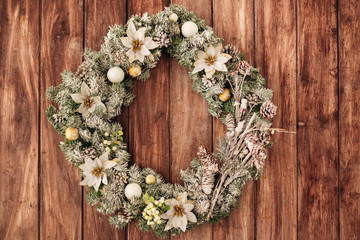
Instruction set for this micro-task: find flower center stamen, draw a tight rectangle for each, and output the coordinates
[174,206,184,217]
[91,167,103,178]
[132,39,143,51]
[84,97,93,108]
[205,55,216,66]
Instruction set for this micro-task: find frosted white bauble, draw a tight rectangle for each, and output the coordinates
[169,13,178,22]
[107,66,124,83]
[124,183,142,199]
[181,21,198,37]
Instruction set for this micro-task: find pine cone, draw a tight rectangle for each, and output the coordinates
[201,75,216,88]
[52,114,63,124]
[153,31,170,48]
[75,61,93,78]
[259,132,271,146]
[236,61,251,75]
[244,134,266,169]
[197,146,219,194]
[260,101,277,119]
[246,93,259,104]
[195,198,210,215]
[115,171,128,185]
[225,114,235,131]
[223,44,240,62]
[112,48,128,65]
[115,208,133,224]
[81,146,97,159]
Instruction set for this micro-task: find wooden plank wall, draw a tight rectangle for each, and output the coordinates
[1,0,360,239]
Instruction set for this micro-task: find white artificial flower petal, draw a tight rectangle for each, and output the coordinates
[180,216,188,232]
[214,61,227,72]
[120,37,133,48]
[98,152,108,163]
[144,38,158,50]
[183,203,194,212]
[220,53,232,60]
[136,50,145,62]
[185,212,197,222]
[164,220,172,231]
[197,50,207,59]
[214,44,223,54]
[205,66,216,78]
[127,20,137,38]
[217,55,231,63]
[140,46,151,56]
[102,173,107,184]
[103,160,117,169]
[135,27,146,42]
[77,104,88,116]
[80,82,91,97]
[94,177,102,191]
[206,45,216,56]
[71,94,86,104]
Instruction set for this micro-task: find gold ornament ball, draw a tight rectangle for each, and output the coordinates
[65,127,79,141]
[219,88,231,102]
[145,174,156,184]
[129,66,141,77]
[169,13,178,22]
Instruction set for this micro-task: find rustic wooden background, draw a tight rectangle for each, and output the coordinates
[1,0,359,239]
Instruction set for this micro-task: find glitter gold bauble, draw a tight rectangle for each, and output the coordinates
[219,88,231,102]
[65,127,79,141]
[145,174,156,184]
[129,66,141,77]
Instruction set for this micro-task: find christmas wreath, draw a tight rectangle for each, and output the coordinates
[46,5,278,237]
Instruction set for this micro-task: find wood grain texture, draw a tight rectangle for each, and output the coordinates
[40,0,83,239]
[212,1,256,239]
[255,0,297,239]
[339,0,360,239]
[0,0,39,239]
[169,2,213,240]
[298,0,339,239]
[83,0,127,239]
[127,1,170,239]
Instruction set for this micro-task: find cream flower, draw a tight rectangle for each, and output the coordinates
[192,44,232,78]
[79,152,116,191]
[160,192,197,232]
[120,20,158,63]
[71,82,105,117]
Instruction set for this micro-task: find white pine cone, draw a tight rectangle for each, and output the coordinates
[260,101,277,119]
[195,198,210,215]
[115,171,128,185]
[236,61,251,75]
[225,114,235,131]
[75,61,93,78]
[81,146,97,159]
[246,93,259,104]
[244,134,267,169]
[116,209,133,224]
[197,146,219,194]
[223,44,240,62]
[201,75,216,88]
[153,31,170,48]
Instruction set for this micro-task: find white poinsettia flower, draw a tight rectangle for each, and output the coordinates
[160,192,197,232]
[120,20,158,63]
[79,152,117,191]
[192,44,232,78]
[71,82,105,117]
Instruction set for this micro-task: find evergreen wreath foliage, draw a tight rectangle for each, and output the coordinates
[46,5,278,237]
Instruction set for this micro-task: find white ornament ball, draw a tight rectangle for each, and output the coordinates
[107,66,124,83]
[181,21,198,37]
[169,13,178,22]
[124,183,142,199]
